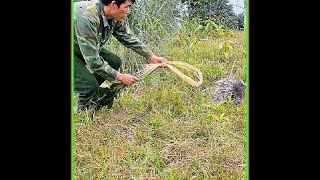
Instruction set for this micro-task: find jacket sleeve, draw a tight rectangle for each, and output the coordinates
[74,13,118,81]
[112,20,154,59]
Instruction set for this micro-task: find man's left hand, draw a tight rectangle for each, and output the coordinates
[149,55,168,68]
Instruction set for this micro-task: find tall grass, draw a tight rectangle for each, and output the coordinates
[74,0,247,179]
[105,0,183,75]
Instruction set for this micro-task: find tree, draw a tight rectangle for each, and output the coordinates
[243,0,246,31]
[182,0,240,29]
[236,13,244,30]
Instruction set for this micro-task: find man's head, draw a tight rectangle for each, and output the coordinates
[101,0,135,21]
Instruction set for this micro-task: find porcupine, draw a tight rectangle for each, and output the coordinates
[213,78,246,105]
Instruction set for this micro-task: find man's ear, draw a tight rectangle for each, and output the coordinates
[111,1,117,8]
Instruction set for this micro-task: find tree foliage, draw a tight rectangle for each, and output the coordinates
[181,0,244,30]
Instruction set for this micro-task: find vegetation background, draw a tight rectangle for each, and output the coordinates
[73,0,247,179]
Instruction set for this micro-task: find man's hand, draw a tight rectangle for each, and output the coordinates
[149,55,168,68]
[116,73,140,86]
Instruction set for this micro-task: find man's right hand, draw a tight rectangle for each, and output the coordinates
[116,73,140,86]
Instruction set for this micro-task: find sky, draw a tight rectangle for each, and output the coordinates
[228,0,245,15]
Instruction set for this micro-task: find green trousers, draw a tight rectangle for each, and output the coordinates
[74,51,122,111]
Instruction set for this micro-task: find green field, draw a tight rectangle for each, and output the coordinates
[73,28,247,179]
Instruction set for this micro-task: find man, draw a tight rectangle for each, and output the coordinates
[74,0,167,111]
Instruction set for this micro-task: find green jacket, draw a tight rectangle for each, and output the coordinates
[74,0,154,81]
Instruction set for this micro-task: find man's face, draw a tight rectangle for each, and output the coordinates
[113,0,132,21]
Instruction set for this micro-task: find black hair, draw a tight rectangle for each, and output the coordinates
[100,0,135,7]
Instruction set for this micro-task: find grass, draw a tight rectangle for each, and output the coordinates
[74,30,246,179]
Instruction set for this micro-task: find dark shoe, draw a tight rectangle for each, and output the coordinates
[97,83,125,109]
